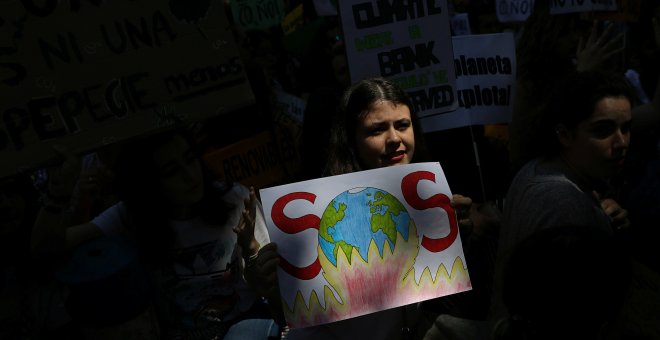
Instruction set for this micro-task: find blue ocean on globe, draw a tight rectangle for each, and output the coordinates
[318,187,412,267]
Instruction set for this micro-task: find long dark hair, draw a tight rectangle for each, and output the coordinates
[324,77,430,176]
[114,128,233,266]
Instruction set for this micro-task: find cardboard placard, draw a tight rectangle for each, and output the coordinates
[420,33,516,132]
[203,130,300,189]
[1,1,254,178]
[339,0,459,116]
[260,162,471,328]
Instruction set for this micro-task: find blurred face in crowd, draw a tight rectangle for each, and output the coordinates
[325,25,350,89]
[354,100,415,169]
[152,135,204,209]
[558,96,632,182]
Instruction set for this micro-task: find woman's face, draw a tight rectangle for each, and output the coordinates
[559,96,632,182]
[152,135,204,208]
[354,100,415,169]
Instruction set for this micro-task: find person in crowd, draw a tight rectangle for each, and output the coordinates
[489,70,645,337]
[298,15,351,181]
[1,174,74,338]
[620,4,660,274]
[31,129,282,339]
[251,77,486,339]
[508,0,625,172]
[497,225,632,340]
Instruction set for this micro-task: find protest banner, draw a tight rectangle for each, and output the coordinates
[592,0,640,22]
[420,33,516,132]
[259,162,471,328]
[230,0,286,31]
[496,0,536,22]
[203,130,300,189]
[338,0,459,116]
[0,1,253,179]
[550,0,617,14]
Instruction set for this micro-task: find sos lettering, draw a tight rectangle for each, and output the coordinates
[270,170,458,280]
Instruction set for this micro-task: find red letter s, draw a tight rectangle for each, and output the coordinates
[401,171,458,252]
[271,192,322,280]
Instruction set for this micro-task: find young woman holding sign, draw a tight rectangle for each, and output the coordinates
[254,77,492,339]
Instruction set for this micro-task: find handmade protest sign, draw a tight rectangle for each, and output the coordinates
[338,0,458,116]
[0,1,253,178]
[259,162,471,328]
[550,0,617,14]
[420,33,516,132]
[592,0,640,22]
[496,0,536,23]
[230,0,286,31]
[203,130,301,189]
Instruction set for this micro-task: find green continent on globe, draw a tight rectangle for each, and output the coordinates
[333,240,354,264]
[319,201,346,243]
[369,191,406,247]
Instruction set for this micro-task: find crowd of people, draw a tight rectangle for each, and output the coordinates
[3,0,660,339]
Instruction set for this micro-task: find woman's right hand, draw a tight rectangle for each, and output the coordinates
[246,242,287,325]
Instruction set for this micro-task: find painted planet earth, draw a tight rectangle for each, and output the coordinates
[318,187,412,266]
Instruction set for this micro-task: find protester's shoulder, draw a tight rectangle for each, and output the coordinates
[507,162,586,213]
[514,160,582,195]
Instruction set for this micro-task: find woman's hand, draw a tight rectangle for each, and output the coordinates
[593,191,630,231]
[246,242,281,299]
[452,194,473,235]
[233,186,259,256]
[576,21,624,73]
[244,242,286,325]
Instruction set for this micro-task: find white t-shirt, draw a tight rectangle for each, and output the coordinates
[91,182,270,328]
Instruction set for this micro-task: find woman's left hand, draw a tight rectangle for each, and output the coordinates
[233,186,260,256]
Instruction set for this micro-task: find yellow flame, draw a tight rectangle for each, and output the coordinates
[283,224,471,328]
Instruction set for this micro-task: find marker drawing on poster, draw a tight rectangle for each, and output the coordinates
[259,163,471,328]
